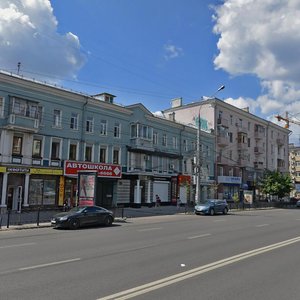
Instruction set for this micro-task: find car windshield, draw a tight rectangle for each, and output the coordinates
[199,201,213,205]
[68,207,86,213]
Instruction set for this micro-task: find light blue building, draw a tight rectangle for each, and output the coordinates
[0,71,215,211]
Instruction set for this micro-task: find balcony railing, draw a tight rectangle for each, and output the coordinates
[5,114,39,133]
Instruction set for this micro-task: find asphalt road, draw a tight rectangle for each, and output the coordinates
[1,208,300,300]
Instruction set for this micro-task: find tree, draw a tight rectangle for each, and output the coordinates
[259,171,293,199]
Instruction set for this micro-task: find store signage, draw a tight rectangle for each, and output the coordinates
[64,161,122,178]
[218,176,242,184]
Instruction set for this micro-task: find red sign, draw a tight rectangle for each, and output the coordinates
[64,161,122,178]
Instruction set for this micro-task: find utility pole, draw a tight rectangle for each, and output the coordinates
[195,85,225,205]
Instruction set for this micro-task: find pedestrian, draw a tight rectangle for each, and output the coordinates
[155,194,161,207]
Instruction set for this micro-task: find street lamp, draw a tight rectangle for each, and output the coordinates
[195,85,225,205]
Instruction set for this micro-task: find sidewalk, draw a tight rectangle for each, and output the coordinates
[0,205,193,231]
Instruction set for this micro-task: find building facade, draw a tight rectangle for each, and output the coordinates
[289,144,300,198]
[163,97,290,202]
[0,71,215,211]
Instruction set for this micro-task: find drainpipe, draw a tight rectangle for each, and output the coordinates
[80,97,89,160]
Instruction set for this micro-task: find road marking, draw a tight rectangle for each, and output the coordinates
[187,233,211,240]
[0,242,36,249]
[138,227,162,232]
[18,258,81,271]
[255,224,269,227]
[98,236,300,300]
[213,219,226,222]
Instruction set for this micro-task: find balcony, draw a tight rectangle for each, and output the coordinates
[254,130,265,139]
[217,156,229,165]
[254,161,264,170]
[217,117,229,128]
[217,135,229,147]
[254,146,264,155]
[237,142,248,151]
[4,114,39,133]
[130,138,154,151]
[277,138,284,146]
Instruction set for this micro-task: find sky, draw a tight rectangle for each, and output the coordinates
[1,0,300,144]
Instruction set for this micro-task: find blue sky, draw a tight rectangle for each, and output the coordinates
[1,0,300,143]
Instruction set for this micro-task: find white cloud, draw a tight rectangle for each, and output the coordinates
[224,96,259,113]
[213,0,300,140]
[0,0,86,80]
[164,43,183,61]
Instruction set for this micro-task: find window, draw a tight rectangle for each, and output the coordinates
[53,109,62,127]
[114,122,120,138]
[69,143,77,160]
[153,132,158,145]
[172,137,178,149]
[32,139,42,157]
[229,132,233,143]
[248,138,251,147]
[70,113,78,130]
[113,148,120,164]
[86,117,94,133]
[219,166,223,176]
[85,144,93,161]
[100,120,107,135]
[230,115,233,125]
[51,139,61,159]
[248,122,251,131]
[131,124,137,138]
[183,160,187,173]
[229,168,233,176]
[99,146,107,163]
[0,97,4,117]
[162,134,167,146]
[183,139,188,151]
[12,136,22,155]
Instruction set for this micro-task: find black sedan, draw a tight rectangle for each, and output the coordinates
[51,206,114,229]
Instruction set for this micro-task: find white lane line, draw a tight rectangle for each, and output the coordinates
[98,236,300,300]
[213,219,227,222]
[255,224,269,227]
[18,258,81,271]
[187,233,211,240]
[138,228,162,232]
[0,242,36,249]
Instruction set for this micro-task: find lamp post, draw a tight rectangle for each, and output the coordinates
[195,85,225,205]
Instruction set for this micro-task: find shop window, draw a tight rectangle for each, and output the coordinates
[29,179,56,206]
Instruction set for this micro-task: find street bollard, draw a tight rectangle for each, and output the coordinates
[7,210,11,228]
[121,208,124,219]
[37,207,40,226]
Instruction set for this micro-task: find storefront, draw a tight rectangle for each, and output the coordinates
[217,175,242,201]
[64,161,122,208]
[0,166,63,212]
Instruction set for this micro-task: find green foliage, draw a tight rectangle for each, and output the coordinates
[259,171,293,198]
[232,193,239,204]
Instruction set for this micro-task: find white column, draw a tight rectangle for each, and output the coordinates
[0,172,8,207]
[23,173,30,207]
[134,179,141,205]
[147,180,151,204]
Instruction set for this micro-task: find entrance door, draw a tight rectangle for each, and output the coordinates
[7,186,20,211]
[96,181,113,208]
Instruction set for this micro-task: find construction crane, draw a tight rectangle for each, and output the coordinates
[275,111,300,129]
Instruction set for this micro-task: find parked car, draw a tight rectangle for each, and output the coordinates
[296,200,300,208]
[194,199,229,216]
[51,205,114,229]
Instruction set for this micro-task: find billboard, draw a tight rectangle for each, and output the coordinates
[78,172,97,206]
[64,161,122,178]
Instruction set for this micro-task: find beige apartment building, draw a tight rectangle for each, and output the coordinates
[289,144,300,198]
[163,97,290,201]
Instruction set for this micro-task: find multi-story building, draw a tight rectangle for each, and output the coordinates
[0,71,215,212]
[163,97,290,201]
[289,144,300,198]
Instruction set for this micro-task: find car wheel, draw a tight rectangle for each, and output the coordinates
[69,218,80,230]
[223,207,228,215]
[209,208,215,216]
[104,216,113,226]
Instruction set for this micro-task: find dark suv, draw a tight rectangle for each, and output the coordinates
[194,199,229,215]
